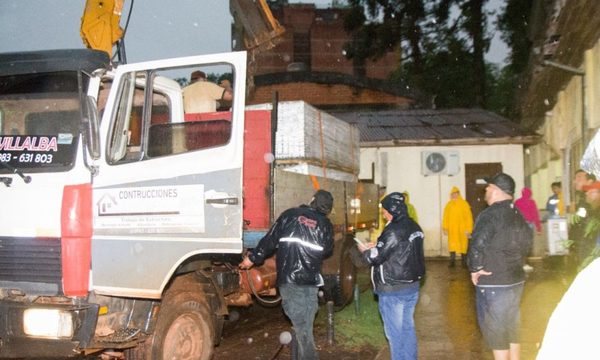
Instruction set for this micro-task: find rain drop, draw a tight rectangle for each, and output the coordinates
[264,152,275,163]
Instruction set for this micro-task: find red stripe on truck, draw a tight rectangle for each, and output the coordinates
[61,184,93,297]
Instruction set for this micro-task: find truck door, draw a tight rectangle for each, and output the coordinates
[91,52,246,298]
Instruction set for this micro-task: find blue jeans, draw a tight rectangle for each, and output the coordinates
[279,284,320,360]
[475,283,524,350]
[377,282,420,360]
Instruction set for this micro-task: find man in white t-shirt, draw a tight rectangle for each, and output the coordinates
[183,70,232,113]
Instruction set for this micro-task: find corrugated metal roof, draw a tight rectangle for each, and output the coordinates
[331,108,538,145]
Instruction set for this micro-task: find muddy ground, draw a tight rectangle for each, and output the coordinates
[213,257,574,360]
[213,303,377,360]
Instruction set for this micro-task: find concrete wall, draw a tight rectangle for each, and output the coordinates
[527,39,600,209]
[359,144,524,257]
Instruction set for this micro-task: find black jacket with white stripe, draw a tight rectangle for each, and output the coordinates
[249,205,334,286]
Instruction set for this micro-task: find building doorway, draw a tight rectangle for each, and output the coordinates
[465,163,503,220]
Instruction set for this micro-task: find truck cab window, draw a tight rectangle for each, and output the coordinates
[0,72,81,173]
[107,64,235,163]
[107,72,169,164]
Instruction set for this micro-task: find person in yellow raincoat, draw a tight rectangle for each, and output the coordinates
[442,186,474,267]
[370,187,388,242]
[403,191,419,224]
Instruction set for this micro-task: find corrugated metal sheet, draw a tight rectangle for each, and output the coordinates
[331,108,535,143]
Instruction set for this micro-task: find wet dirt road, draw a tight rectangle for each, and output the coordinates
[414,258,572,359]
[214,258,573,360]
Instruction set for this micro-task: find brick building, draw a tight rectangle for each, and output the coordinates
[240,1,418,109]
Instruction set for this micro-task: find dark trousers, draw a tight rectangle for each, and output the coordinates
[279,284,320,360]
[475,283,524,350]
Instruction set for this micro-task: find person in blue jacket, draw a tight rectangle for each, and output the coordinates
[240,190,334,360]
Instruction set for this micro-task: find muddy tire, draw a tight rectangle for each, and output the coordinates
[149,291,215,360]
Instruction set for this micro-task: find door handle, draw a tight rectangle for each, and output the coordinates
[206,197,239,205]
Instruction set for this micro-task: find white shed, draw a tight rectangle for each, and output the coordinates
[334,108,539,257]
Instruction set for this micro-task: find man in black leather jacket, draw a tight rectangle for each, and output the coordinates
[358,192,425,360]
[467,172,533,360]
[240,190,334,360]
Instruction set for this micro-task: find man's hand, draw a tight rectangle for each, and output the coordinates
[357,241,375,253]
[239,256,254,269]
[470,269,492,285]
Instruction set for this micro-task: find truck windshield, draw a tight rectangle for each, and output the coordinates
[0,72,82,173]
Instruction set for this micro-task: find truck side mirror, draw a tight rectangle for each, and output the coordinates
[83,95,101,160]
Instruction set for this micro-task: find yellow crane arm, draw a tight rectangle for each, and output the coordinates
[80,0,124,57]
[231,0,285,51]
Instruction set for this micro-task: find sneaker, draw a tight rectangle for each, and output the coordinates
[523,264,534,273]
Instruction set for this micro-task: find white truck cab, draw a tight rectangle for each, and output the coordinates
[0,48,247,359]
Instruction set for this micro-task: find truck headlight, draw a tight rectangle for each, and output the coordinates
[23,309,74,338]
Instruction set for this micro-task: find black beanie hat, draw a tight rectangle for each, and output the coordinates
[381,192,407,217]
[310,190,334,214]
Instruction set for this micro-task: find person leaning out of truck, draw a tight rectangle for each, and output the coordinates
[183,70,233,113]
[240,190,334,360]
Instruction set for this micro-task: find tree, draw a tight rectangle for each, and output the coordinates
[429,0,491,107]
[494,0,534,120]
[344,0,492,108]
[461,0,489,106]
[343,0,427,80]
[497,0,533,74]
[391,34,477,108]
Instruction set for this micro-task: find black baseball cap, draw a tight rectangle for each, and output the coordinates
[484,172,515,196]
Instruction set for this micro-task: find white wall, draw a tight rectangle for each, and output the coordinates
[530,159,563,212]
[360,144,524,257]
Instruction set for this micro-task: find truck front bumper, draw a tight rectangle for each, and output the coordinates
[0,299,99,358]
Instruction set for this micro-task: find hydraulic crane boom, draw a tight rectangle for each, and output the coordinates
[79,0,284,64]
[231,0,285,51]
[80,0,125,60]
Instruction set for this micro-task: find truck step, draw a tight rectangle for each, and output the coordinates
[97,328,141,343]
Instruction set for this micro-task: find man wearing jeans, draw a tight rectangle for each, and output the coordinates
[358,192,425,360]
[468,173,533,360]
[240,190,334,360]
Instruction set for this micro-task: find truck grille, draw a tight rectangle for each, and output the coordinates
[0,237,62,290]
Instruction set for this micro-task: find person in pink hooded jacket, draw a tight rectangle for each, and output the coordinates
[514,187,542,233]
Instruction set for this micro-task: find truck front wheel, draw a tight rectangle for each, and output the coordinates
[150,291,215,360]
